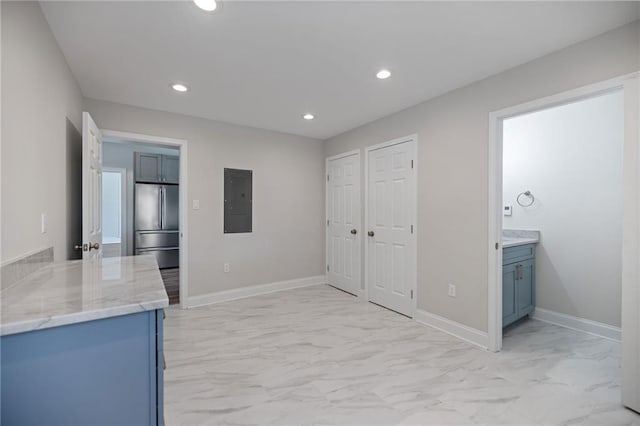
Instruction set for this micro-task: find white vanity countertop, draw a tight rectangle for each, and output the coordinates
[502,229,540,248]
[0,255,168,337]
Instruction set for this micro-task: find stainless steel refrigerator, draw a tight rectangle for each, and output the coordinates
[134,183,179,268]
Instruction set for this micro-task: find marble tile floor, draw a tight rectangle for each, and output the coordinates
[164,285,640,425]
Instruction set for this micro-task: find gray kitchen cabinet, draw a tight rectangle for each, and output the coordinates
[135,153,179,184]
[136,152,162,183]
[162,155,180,184]
[502,244,536,328]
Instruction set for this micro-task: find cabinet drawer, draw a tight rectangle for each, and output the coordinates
[503,244,535,264]
[136,231,179,249]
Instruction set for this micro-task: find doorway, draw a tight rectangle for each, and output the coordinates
[102,167,126,257]
[364,135,417,317]
[503,90,623,334]
[326,150,361,296]
[487,74,640,411]
[100,129,189,308]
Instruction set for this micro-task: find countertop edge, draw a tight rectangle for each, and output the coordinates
[0,297,169,337]
[502,238,539,248]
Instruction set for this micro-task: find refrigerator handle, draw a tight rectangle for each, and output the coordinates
[158,186,163,229]
[162,186,167,230]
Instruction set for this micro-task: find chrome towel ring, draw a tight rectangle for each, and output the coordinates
[517,190,535,207]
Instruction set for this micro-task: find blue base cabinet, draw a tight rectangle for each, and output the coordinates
[1,309,164,426]
[503,244,536,328]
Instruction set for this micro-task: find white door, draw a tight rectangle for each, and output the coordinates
[327,152,361,296]
[81,112,103,259]
[366,138,416,317]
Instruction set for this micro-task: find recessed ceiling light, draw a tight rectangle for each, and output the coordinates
[303,113,315,120]
[376,69,391,80]
[194,0,217,12]
[171,83,190,93]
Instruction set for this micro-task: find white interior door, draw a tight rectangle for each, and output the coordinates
[81,112,103,259]
[327,152,361,296]
[366,138,416,317]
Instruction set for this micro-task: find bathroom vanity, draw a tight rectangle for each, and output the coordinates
[502,230,539,328]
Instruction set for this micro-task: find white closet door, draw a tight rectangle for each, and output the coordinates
[327,152,361,296]
[366,139,416,317]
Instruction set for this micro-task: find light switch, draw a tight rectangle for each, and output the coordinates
[192,199,200,210]
[503,205,512,216]
[41,213,47,234]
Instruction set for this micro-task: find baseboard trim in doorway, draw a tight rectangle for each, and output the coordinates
[414,309,489,350]
[186,275,327,308]
[532,307,621,342]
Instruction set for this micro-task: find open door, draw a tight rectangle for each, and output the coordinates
[79,112,103,259]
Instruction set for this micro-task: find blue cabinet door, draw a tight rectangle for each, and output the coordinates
[503,244,536,328]
[518,259,535,317]
[502,263,519,327]
[156,309,165,425]
[1,310,160,426]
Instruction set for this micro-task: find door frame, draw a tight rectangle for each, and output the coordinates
[487,72,639,408]
[364,134,418,315]
[325,149,362,296]
[101,130,190,309]
[102,167,127,256]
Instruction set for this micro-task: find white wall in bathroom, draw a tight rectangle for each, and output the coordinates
[503,90,624,327]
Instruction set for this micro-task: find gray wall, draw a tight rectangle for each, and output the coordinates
[324,21,639,332]
[102,142,179,256]
[86,98,326,299]
[0,0,325,301]
[1,1,84,263]
[503,91,624,326]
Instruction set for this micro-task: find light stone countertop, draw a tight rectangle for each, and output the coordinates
[0,255,168,337]
[502,229,540,248]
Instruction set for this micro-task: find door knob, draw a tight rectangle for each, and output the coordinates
[368,231,375,237]
[89,242,100,251]
[74,244,87,251]
[350,229,357,235]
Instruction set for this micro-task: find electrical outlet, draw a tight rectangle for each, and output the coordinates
[192,199,200,210]
[447,283,456,297]
[41,213,47,234]
[224,263,230,273]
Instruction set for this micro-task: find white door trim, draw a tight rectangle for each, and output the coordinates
[101,129,190,309]
[488,73,639,409]
[326,149,362,163]
[325,149,363,296]
[364,134,418,315]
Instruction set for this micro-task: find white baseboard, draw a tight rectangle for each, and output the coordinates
[414,309,489,350]
[532,307,621,342]
[186,275,327,308]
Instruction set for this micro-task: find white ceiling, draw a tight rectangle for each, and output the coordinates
[41,1,638,140]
